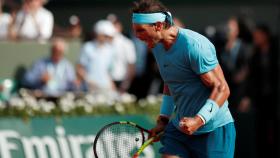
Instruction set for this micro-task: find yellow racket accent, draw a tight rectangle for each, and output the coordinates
[132,131,164,158]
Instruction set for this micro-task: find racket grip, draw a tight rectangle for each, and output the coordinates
[132,154,139,158]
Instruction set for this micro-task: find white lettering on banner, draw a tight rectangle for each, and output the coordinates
[0,130,20,158]
[56,126,71,158]
[84,135,95,158]
[22,136,60,158]
[0,127,156,158]
[68,135,85,158]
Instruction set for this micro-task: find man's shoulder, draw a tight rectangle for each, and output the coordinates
[178,28,197,38]
[114,34,134,46]
[82,41,96,52]
[180,28,209,42]
[38,7,54,18]
[1,13,11,22]
[181,28,213,50]
[177,28,198,47]
[33,57,49,67]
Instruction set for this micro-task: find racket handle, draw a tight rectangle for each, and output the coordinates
[133,154,139,158]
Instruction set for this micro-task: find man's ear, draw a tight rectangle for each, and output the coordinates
[154,22,164,31]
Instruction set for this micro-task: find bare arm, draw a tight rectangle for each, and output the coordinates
[200,64,230,106]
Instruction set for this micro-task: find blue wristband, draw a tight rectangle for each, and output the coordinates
[197,99,219,124]
[160,95,174,116]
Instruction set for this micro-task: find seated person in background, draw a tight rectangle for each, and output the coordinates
[77,20,116,94]
[107,14,137,93]
[23,38,75,97]
[0,0,13,40]
[10,0,53,41]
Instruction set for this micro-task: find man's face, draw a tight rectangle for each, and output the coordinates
[227,19,239,40]
[25,0,43,9]
[51,44,64,64]
[96,34,113,44]
[133,23,159,49]
[253,30,267,47]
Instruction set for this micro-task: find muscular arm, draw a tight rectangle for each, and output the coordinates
[200,64,230,106]
[179,64,230,135]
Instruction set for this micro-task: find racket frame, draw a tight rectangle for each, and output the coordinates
[93,121,150,158]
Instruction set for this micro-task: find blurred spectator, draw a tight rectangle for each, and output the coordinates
[0,0,13,40]
[248,24,279,158]
[78,20,116,94]
[146,49,163,95]
[23,38,75,97]
[2,0,20,10]
[131,33,148,77]
[68,15,82,38]
[128,32,150,99]
[53,14,82,39]
[10,0,54,41]
[107,14,136,93]
[219,17,252,111]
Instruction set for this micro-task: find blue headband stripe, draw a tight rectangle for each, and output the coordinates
[132,12,167,24]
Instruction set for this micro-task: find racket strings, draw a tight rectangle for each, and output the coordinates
[95,124,145,158]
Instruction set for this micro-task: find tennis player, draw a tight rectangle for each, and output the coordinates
[131,0,236,158]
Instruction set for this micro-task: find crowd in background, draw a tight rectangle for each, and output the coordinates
[204,17,279,158]
[0,0,279,157]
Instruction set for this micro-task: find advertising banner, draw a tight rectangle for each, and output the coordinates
[0,115,160,158]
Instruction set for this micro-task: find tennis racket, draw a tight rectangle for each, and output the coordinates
[93,121,163,158]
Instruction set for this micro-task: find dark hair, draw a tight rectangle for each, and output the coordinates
[132,0,168,13]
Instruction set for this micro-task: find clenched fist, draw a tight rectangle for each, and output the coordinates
[179,115,204,135]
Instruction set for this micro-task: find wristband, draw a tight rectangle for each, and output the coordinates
[160,95,174,117]
[197,99,219,124]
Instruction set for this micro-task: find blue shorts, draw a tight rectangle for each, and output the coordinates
[159,122,236,158]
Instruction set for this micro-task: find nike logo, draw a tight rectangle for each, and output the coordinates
[209,104,213,113]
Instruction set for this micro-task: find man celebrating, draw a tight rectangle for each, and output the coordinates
[132,0,235,158]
